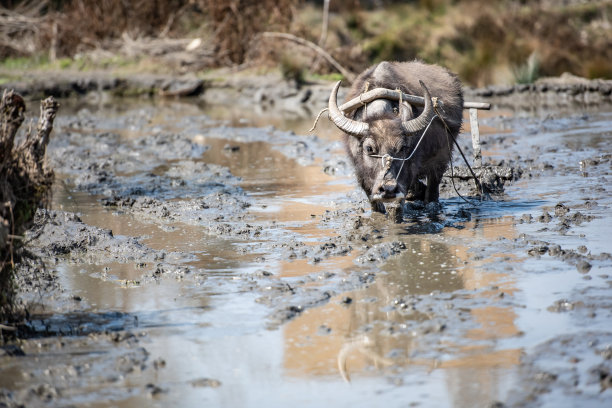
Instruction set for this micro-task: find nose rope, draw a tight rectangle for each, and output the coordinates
[370,113,439,181]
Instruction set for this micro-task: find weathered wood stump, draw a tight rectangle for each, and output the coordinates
[1,89,58,322]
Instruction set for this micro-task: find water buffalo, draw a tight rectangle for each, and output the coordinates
[328,60,464,213]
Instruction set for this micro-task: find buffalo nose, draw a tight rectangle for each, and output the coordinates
[377,179,398,197]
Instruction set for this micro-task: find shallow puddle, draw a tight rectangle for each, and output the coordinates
[2,96,612,407]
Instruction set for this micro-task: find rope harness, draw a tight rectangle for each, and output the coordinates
[368,112,439,183]
[433,103,488,205]
[309,85,488,206]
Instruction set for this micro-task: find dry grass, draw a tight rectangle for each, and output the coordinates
[0,1,610,86]
[46,0,188,56]
[0,0,297,71]
[200,0,296,65]
[289,1,612,85]
[426,1,612,85]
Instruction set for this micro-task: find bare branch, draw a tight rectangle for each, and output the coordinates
[318,0,330,48]
[311,0,330,69]
[260,31,356,82]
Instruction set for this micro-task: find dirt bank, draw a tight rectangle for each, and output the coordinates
[3,69,612,115]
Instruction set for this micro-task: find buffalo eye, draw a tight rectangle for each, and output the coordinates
[363,139,376,155]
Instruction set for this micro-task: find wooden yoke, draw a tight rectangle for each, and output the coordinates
[339,88,491,168]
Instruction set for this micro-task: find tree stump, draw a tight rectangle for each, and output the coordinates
[1,89,58,323]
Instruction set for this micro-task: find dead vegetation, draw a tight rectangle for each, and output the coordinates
[0,0,296,72]
[201,0,297,65]
[1,1,610,85]
[0,90,58,323]
[288,0,612,86]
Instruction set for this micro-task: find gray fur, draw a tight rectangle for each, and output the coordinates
[339,60,464,213]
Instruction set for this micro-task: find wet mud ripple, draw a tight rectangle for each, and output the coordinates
[1,100,612,406]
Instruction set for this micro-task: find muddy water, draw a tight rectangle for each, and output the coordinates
[1,96,612,407]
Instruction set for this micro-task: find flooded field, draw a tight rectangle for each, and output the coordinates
[1,93,611,407]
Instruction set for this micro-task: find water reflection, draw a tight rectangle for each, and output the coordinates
[32,97,562,407]
[283,216,521,404]
[51,183,258,273]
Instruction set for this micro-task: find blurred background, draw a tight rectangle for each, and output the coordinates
[1,0,610,87]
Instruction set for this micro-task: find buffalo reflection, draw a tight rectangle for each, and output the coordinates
[283,217,520,405]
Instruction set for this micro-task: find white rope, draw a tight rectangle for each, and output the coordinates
[369,113,439,180]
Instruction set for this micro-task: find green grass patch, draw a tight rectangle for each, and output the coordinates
[1,56,50,70]
[0,54,143,74]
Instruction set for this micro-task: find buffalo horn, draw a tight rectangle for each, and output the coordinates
[402,80,434,134]
[328,81,369,138]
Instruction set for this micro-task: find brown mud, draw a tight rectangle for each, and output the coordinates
[0,80,611,407]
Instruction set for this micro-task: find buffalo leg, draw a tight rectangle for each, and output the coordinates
[405,180,426,201]
[371,200,386,214]
[424,174,440,203]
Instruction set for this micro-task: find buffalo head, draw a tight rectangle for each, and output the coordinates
[328,79,437,212]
